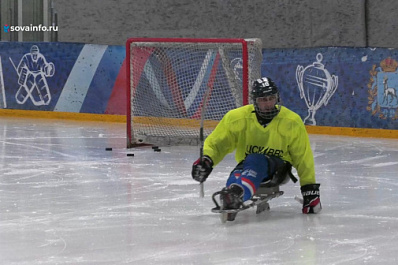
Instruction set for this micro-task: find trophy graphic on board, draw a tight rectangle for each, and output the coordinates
[296,53,338,125]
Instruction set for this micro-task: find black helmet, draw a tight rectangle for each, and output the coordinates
[251,77,281,119]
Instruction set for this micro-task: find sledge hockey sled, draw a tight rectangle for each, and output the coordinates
[211,185,284,223]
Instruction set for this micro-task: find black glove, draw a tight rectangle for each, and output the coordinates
[191,156,213,183]
[301,183,322,214]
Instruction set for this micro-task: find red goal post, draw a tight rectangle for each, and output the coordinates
[126,38,263,147]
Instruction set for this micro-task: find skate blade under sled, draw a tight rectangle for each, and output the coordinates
[211,185,284,223]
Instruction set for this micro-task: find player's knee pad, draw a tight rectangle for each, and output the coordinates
[261,156,292,188]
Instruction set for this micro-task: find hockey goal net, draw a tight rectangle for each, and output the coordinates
[126,38,262,147]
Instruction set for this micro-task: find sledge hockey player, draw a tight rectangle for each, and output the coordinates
[191,77,321,220]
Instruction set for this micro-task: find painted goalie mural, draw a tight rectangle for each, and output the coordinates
[11,45,55,106]
[0,44,56,108]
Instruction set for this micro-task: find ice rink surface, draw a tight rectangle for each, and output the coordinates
[0,117,397,265]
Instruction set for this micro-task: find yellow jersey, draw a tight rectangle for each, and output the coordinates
[203,104,316,186]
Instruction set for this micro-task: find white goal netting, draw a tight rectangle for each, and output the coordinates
[126,38,263,147]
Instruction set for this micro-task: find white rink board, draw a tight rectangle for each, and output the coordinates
[0,117,397,265]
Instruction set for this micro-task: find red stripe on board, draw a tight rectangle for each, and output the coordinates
[106,47,155,115]
[105,59,127,115]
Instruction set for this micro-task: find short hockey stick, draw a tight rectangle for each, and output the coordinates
[199,86,211,198]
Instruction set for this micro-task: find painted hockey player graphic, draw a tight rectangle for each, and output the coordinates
[14,45,55,106]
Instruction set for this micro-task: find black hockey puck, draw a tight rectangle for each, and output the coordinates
[105,147,112,151]
[154,148,161,152]
[127,153,134,157]
[151,146,159,150]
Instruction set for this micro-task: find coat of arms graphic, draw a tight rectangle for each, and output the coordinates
[367,57,398,120]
